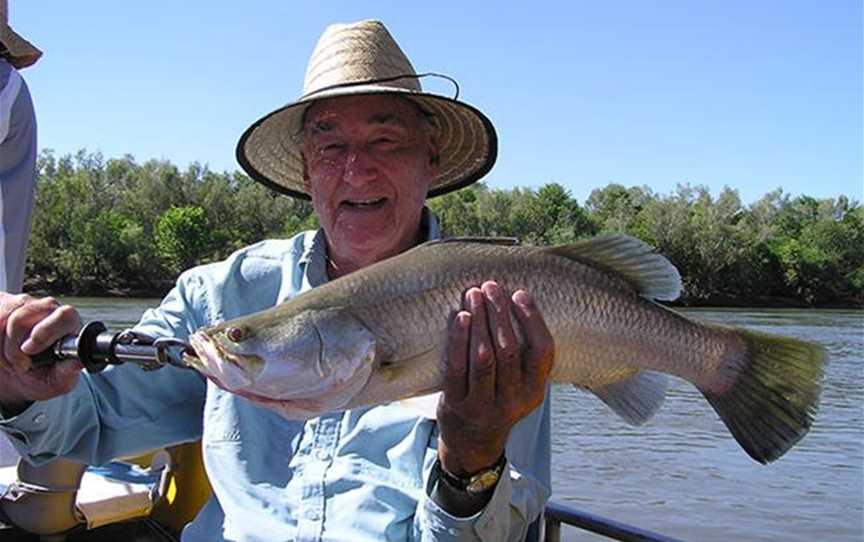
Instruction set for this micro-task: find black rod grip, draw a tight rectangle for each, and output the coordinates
[29,322,110,373]
[29,342,65,368]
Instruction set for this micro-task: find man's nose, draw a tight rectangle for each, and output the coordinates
[342,145,376,186]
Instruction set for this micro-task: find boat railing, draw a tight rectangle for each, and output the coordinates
[539,500,688,542]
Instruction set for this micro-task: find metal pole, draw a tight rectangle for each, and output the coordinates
[544,514,562,542]
[543,501,687,542]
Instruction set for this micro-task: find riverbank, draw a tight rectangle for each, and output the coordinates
[677,293,863,310]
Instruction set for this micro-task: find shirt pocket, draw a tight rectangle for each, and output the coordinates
[203,386,303,449]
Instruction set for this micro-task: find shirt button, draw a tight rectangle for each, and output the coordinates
[305,509,320,521]
[33,414,46,424]
[314,449,330,461]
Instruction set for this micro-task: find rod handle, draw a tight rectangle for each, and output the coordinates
[29,322,111,373]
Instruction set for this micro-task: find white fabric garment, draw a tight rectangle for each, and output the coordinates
[0,68,24,465]
[0,68,22,144]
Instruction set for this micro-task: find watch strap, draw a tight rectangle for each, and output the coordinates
[435,453,506,495]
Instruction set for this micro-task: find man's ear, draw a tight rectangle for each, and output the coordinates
[427,135,441,170]
[301,153,312,192]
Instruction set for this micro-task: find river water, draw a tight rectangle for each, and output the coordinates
[65,298,863,541]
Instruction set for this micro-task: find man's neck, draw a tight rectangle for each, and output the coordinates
[325,231,424,280]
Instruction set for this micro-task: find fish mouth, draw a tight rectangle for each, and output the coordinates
[186,332,218,369]
[189,331,258,368]
[186,331,260,388]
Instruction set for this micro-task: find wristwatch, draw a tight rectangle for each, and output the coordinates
[434,454,507,495]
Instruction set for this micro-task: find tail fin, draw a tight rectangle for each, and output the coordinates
[701,328,827,464]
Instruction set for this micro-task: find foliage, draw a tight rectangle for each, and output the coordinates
[25,150,862,306]
[154,206,212,276]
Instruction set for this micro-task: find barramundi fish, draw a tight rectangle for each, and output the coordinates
[184,236,826,464]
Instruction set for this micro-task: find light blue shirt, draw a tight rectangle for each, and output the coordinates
[1,214,552,541]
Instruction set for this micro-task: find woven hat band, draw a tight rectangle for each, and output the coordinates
[302,74,424,102]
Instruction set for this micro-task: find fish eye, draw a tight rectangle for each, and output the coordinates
[225,326,247,343]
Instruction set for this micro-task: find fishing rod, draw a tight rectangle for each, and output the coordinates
[30,322,194,373]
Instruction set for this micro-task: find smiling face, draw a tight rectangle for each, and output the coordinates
[301,94,439,277]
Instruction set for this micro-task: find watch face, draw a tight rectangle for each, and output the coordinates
[466,470,500,493]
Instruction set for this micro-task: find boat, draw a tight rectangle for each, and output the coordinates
[0,441,688,542]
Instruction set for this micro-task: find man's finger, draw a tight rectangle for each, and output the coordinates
[481,281,520,404]
[512,290,555,386]
[4,297,61,372]
[21,305,81,355]
[444,311,471,402]
[5,304,38,372]
[0,294,29,372]
[466,287,495,401]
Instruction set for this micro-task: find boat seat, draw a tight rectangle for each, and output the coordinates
[0,442,210,541]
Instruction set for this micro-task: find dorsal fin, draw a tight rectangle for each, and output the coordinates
[545,235,681,301]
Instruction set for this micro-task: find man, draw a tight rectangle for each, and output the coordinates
[0,0,40,468]
[0,20,554,541]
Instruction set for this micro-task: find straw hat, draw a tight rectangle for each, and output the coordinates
[0,0,41,69]
[236,20,497,200]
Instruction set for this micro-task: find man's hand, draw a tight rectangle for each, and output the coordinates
[0,293,83,412]
[436,281,554,476]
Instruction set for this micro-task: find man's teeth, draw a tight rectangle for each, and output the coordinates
[347,198,385,207]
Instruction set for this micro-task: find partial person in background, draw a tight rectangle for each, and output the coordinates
[0,0,41,467]
[0,0,39,297]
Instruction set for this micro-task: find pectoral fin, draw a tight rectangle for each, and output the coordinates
[591,370,669,425]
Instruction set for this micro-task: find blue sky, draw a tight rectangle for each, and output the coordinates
[13,0,862,205]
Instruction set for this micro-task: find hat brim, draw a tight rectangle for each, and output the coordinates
[0,25,41,69]
[236,85,497,200]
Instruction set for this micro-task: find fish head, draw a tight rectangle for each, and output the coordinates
[187,308,377,418]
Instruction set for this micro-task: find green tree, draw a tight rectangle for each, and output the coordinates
[154,206,213,275]
[585,183,653,234]
[428,186,481,236]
